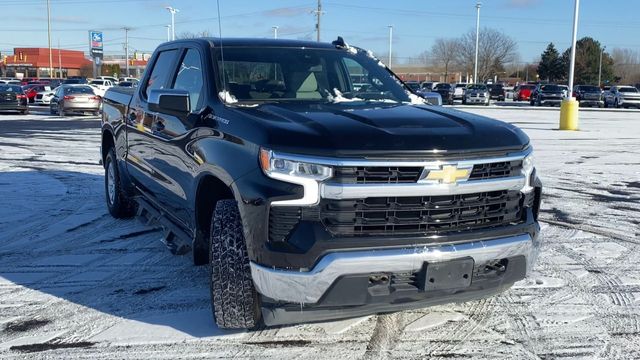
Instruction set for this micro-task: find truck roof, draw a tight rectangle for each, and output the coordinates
[169,37,339,50]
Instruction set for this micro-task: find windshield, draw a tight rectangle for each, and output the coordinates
[434,83,451,90]
[619,87,638,93]
[467,84,487,91]
[0,85,22,92]
[91,81,105,85]
[215,47,411,104]
[540,85,562,92]
[579,86,600,92]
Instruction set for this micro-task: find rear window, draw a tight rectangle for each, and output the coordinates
[0,85,22,92]
[521,85,536,90]
[435,83,451,90]
[541,85,561,92]
[91,80,105,85]
[65,86,94,95]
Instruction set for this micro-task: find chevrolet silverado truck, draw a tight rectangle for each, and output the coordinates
[101,37,542,329]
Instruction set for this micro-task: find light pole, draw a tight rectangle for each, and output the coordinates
[165,25,171,42]
[473,2,481,84]
[272,26,278,39]
[598,45,605,87]
[46,0,53,78]
[165,6,179,41]
[559,0,580,131]
[123,27,131,77]
[388,25,393,69]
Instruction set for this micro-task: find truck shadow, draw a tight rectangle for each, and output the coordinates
[0,170,245,341]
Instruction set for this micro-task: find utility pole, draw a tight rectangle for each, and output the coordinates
[598,45,605,87]
[272,26,278,39]
[46,0,53,78]
[58,39,62,78]
[166,6,179,41]
[387,25,393,69]
[123,27,130,77]
[474,2,481,84]
[314,0,322,42]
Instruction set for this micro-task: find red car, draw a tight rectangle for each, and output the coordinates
[22,84,52,103]
[514,84,536,101]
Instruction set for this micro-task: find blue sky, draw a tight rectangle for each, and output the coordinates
[1,0,639,64]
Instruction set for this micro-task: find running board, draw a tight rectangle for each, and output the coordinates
[135,197,192,256]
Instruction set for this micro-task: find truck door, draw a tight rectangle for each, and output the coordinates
[125,48,180,213]
[144,47,207,226]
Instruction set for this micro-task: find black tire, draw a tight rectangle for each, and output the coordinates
[20,109,29,115]
[614,99,620,108]
[104,147,136,218]
[209,199,261,329]
[604,100,609,108]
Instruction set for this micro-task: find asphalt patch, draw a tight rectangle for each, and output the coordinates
[3,319,51,333]
[10,341,96,353]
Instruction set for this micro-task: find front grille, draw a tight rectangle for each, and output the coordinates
[469,160,522,180]
[333,166,423,184]
[320,190,523,237]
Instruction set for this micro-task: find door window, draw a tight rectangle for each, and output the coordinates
[172,49,204,110]
[144,49,178,98]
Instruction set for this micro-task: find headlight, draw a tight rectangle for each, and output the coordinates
[259,148,332,206]
[521,152,535,193]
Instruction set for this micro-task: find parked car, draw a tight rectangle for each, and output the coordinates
[530,84,563,106]
[0,84,29,114]
[0,79,21,85]
[573,85,603,107]
[604,85,640,108]
[486,84,505,101]
[101,37,542,329]
[513,84,536,101]
[34,87,58,105]
[405,81,421,91]
[89,79,115,97]
[462,84,490,105]
[432,83,454,105]
[453,83,467,101]
[118,77,139,84]
[420,82,436,91]
[22,84,52,103]
[49,85,101,116]
[415,90,442,106]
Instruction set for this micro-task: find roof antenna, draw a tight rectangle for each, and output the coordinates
[216,0,227,97]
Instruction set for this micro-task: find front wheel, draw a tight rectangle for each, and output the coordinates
[210,199,261,329]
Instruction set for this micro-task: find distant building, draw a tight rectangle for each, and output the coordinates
[3,48,91,78]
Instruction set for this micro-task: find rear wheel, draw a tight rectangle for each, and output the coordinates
[104,148,136,218]
[209,199,261,329]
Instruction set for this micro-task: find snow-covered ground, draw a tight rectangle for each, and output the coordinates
[0,106,639,359]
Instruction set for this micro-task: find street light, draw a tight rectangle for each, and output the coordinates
[165,6,179,41]
[165,25,171,42]
[474,2,481,84]
[598,45,606,87]
[272,26,278,39]
[46,0,53,78]
[387,25,393,69]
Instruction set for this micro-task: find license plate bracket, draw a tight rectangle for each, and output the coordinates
[422,257,474,291]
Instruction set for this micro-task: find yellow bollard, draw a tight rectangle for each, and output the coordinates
[559,97,579,130]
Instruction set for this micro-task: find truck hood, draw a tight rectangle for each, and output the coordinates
[229,103,529,156]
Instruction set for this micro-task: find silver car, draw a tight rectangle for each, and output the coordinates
[462,84,490,105]
[49,85,101,116]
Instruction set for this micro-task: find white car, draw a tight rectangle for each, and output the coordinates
[118,77,138,83]
[34,87,58,105]
[453,83,467,101]
[89,80,114,97]
[97,76,119,85]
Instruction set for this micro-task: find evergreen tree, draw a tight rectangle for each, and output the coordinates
[537,43,564,82]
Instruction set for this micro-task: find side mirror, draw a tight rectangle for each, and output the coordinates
[148,89,190,116]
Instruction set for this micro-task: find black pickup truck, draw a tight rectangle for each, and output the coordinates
[101,37,542,329]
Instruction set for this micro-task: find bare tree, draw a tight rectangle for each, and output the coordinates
[611,48,640,84]
[455,28,518,82]
[431,38,458,79]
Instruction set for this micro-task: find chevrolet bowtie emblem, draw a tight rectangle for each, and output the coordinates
[425,165,472,184]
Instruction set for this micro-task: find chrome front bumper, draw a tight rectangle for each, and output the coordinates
[250,233,539,304]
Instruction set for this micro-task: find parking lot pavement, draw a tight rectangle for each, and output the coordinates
[0,108,639,359]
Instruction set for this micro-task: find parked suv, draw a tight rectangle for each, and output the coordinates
[604,86,640,108]
[101,38,542,329]
[530,84,563,107]
[462,84,490,105]
[573,85,603,107]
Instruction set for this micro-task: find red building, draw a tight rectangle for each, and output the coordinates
[3,48,91,78]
